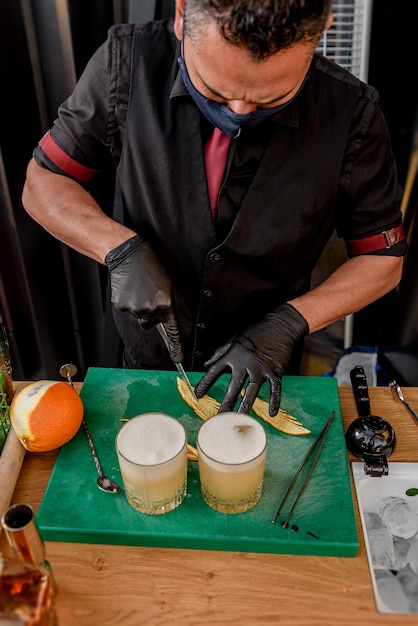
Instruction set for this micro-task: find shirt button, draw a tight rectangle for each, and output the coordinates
[197,323,206,331]
[209,252,221,263]
[203,289,214,299]
[195,350,203,359]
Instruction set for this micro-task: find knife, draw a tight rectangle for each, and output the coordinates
[156,322,195,396]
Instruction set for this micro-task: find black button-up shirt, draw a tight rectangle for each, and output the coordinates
[34,20,406,370]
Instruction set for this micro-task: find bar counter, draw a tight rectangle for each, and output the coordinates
[2,383,418,625]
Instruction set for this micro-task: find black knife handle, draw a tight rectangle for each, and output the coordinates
[350,365,371,418]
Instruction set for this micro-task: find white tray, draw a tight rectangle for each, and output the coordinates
[352,462,418,614]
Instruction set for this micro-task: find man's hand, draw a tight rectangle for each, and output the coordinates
[194,303,309,416]
[106,235,183,362]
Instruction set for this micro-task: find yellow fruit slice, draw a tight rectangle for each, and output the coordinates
[176,377,219,421]
[10,380,84,452]
[176,377,310,435]
[187,443,198,461]
[251,397,311,435]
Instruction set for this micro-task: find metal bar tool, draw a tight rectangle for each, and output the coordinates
[156,323,195,395]
[59,364,120,494]
[389,379,418,425]
[272,411,335,527]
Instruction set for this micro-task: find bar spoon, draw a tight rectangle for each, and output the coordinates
[60,364,121,494]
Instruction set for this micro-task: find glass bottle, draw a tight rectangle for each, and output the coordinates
[0,504,57,625]
[0,556,54,626]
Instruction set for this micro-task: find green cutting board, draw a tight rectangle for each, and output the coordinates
[37,367,358,556]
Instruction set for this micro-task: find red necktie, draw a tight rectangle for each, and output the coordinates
[204,128,231,219]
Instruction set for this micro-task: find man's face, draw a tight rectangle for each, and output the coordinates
[174,6,317,115]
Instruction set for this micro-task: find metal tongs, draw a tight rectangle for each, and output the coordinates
[389,380,418,425]
[272,411,335,527]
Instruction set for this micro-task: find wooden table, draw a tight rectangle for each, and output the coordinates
[2,383,418,625]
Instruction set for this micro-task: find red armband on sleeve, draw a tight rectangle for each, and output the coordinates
[39,131,100,184]
[346,224,405,256]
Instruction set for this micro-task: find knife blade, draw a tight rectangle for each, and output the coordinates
[156,323,195,396]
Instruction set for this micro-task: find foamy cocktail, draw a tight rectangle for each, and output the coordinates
[116,413,187,515]
[197,413,267,514]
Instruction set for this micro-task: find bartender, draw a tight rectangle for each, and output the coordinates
[21,0,406,417]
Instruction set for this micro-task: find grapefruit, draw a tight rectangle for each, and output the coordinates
[10,380,84,452]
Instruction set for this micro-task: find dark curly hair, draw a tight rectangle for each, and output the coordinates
[185,0,333,59]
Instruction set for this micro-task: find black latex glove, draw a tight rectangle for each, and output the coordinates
[105,235,183,363]
[194,303,309,416]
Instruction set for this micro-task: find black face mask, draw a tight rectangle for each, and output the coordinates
[178,55,305,138]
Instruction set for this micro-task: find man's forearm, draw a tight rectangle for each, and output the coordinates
[289,254,403,334]
[22,158,136,264]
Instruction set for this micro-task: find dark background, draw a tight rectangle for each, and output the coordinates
[0,0,417,384]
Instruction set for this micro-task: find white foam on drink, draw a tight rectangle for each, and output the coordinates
[117,413,186,466]
[197,412,266,465]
